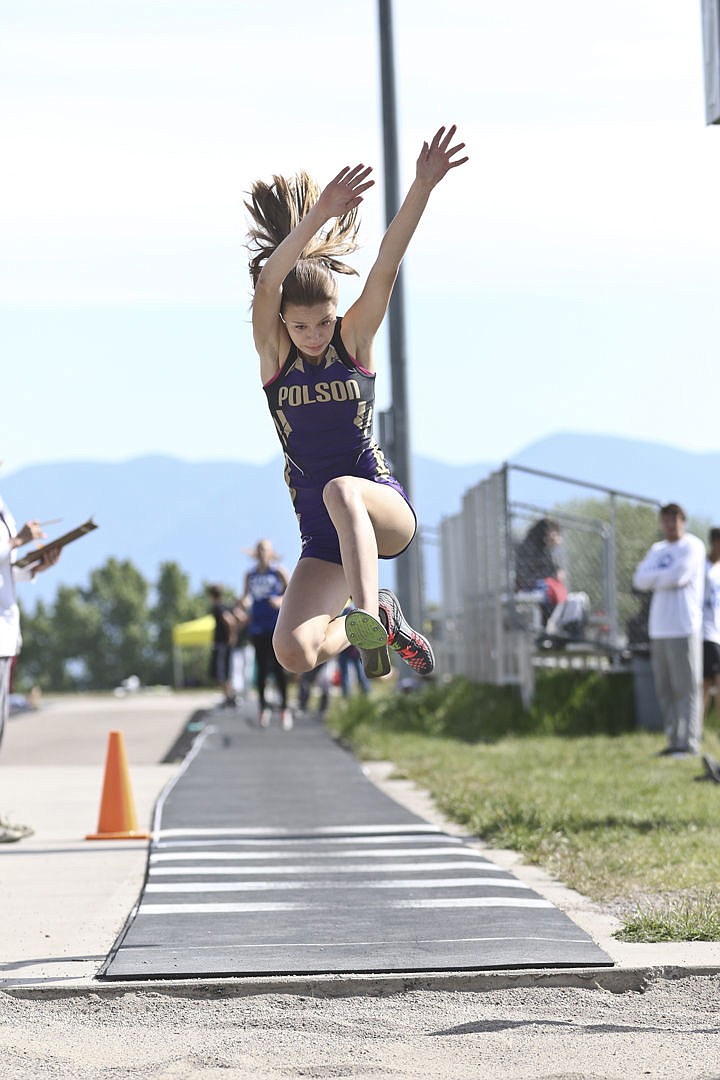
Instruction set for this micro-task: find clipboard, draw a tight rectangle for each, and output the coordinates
[14,518,98,569]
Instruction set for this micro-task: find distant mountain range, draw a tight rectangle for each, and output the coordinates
[511,434,717,512]
[3,432,718,609]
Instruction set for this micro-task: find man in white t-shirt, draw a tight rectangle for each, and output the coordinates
[632,503,706,757]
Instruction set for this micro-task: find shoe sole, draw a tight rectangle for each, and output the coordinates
[345,610,391,678]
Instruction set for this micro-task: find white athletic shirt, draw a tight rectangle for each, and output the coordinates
[632,531,705,639]
[703,559,720,645]
[0,498,33,657]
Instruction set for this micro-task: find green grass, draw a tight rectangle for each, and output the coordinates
[326,673,720,941]
[617,894,720,942]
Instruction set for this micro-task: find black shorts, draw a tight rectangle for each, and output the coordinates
[703,641,720,679]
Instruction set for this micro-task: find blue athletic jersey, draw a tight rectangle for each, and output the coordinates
[247,568,284,635]
[263,318,391,494]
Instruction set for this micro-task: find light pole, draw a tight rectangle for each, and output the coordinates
[701,0,720,124]
[377,0,422,627]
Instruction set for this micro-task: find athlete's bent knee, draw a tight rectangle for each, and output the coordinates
[272,630,317,674]
[322,475,362,518]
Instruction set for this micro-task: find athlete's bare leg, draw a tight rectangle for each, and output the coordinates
[322,476,415,618]
[273,480,415,674]
[273,558,351,673]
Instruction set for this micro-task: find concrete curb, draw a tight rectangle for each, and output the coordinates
[4,964,720,1002]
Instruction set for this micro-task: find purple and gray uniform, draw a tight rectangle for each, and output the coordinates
[263,317,416,565]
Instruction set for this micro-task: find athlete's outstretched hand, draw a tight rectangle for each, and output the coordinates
[416,125,468,188]
[316,164,375,220]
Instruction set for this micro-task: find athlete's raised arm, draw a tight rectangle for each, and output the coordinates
[342,126,468,368]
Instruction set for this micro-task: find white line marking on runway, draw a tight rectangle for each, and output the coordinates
[144,877,531,893]
[148,861,506,877]
[391,897,555,909]
[154,835,462,850]
[138,898,554,915]
[133,934,590,951]
[149,847,489,862]
[157,824,443,838]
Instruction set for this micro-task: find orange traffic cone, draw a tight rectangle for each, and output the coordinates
[86,730,151,840]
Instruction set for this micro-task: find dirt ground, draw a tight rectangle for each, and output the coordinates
[2,973,720,1079]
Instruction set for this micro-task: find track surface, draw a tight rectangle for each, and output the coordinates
[102,705,611,979]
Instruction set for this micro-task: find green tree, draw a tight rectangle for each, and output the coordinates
[82,558,153,687]
[149,561,206,685]
[552,496,660,635]
[16,559,214,691]
[15,598,57,691]
[51,584,102,689]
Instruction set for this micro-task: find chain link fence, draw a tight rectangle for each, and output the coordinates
[432,463,661,705]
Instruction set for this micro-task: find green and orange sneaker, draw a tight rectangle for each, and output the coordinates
[378,589,435,676]
[344,608,392,678]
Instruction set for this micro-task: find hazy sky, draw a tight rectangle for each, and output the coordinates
[2,0,718,477]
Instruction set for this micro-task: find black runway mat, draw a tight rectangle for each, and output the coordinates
[101,703,612,979]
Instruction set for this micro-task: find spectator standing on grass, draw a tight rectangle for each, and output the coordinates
[632,503,705,758]
[1,489,60,842]
[701,528,720,722]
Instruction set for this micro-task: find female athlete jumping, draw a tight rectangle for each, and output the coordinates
[246,124,468,680]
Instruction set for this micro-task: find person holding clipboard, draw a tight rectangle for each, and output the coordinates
[0,493,62,830]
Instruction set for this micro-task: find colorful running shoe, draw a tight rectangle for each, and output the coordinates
[378,589,435,676]
[344,609,392,678]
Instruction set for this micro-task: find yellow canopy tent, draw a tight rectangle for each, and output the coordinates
[172,615,215,686]
[172,615,214,648]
